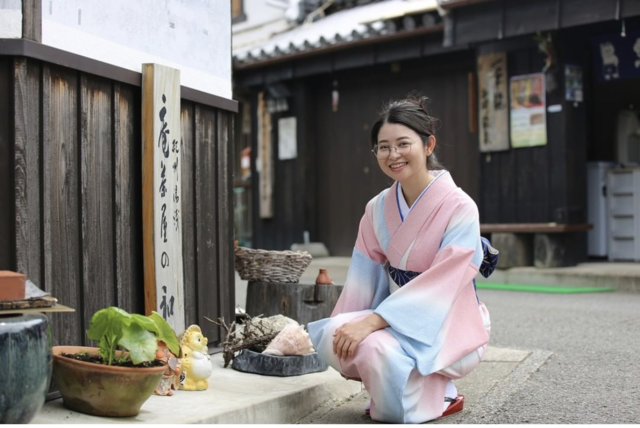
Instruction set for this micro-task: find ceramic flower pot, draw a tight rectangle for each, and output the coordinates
[52,346,166,417]
[0,313,52,423]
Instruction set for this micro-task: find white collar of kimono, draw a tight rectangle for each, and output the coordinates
[396,170,447,222]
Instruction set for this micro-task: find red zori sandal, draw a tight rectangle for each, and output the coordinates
[364,394,464,419]
[442,394,464,417]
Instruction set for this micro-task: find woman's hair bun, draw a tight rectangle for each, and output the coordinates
[404,90,432,117]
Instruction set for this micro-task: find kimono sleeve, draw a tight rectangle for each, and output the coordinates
[330,199,390,317]
[372,198,484,374]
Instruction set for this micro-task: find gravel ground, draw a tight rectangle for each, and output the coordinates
[299,288,640,424]
[479,289,640,424]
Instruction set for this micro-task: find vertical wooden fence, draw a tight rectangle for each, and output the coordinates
[0,55,235,347]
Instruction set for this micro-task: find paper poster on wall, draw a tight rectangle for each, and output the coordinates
[565,64,583,102]
[478,52,509,152]
[510,73,547,148]
[278,117,297,160]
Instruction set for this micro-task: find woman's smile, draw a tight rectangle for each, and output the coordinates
[388,161,408,172]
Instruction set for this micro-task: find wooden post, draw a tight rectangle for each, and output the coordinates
[22,0,42,43]
[142,64,185,334]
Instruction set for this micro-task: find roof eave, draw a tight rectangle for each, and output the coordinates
[233,23,444,71]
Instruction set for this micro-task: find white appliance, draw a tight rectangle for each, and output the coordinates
[607,167,640,262]
[616,110,640,166]
[588,162,616,257]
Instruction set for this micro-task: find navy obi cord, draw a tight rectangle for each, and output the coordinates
[388,237,500,294]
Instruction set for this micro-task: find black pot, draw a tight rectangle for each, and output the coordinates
[0,313,53,423]
[232,349,328,376]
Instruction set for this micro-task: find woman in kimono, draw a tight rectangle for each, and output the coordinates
[307,95,496,424]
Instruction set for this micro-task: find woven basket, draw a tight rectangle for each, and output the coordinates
[234,247,313,283]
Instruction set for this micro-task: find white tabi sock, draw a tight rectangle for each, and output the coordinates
[443,380,458,411]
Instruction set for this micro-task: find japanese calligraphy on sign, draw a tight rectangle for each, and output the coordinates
[478,52,509,152]
[142,63,185,334]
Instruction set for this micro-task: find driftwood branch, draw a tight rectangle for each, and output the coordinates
[205,314,279,368]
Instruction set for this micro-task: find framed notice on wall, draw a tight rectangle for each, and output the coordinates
[142,63,186,334]
[478,52,509,152]
[278,117,297,160]
[510,73,547,149]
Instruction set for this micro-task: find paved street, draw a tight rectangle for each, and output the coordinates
[297,288,640,424]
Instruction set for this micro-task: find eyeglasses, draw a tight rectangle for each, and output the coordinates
[372,141,414,159]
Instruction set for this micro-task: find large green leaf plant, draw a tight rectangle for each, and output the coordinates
[87,307,180,366]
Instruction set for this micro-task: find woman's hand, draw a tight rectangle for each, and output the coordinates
[333,314,389,360]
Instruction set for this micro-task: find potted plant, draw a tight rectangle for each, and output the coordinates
[52,307,180,417]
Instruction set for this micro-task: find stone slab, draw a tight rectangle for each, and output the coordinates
[482,347,531,362]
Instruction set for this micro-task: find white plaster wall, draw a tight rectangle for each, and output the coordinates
[41,0,231,99]
[233,0,289,51]
[0,0,22,38]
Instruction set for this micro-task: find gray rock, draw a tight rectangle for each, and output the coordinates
[232,349,328,377]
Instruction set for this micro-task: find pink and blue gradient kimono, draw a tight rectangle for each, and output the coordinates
[308,170,492,423]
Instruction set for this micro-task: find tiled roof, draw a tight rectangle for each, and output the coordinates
[233,0,440,66]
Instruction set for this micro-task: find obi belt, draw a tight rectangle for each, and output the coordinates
[388,237,499,289]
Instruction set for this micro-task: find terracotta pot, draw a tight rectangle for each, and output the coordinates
[0,314,52,423]
[315,268,333,285]
[52,346,165,417]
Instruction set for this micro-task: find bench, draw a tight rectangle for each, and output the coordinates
[480,223,593,268]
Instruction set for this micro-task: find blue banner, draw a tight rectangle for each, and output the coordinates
[592,29,640,82]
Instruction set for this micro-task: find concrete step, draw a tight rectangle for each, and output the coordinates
[33,353,362,424]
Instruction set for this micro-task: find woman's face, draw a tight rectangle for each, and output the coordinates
[375,122,432,185]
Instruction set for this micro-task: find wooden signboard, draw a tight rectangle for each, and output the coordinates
[478,52,509,152]
[257,92,274,218]
[142,64,185,334]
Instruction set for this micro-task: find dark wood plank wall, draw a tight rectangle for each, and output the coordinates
[251,85,308,250]
[2,57,234,346]
[311,54,477,256]
[181,103,198,330]
[478,45,552,224]
[0,57,15,272]
[558,31,589,225]
[43,63,84,345]
[215,109,234,332]
[478,33,590,225]
[114,82,142,311]
[80,74,116,332]
[453,0,633,46]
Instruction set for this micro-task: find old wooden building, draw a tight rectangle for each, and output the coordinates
[0,0,237,346]
[233,0,640,266]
